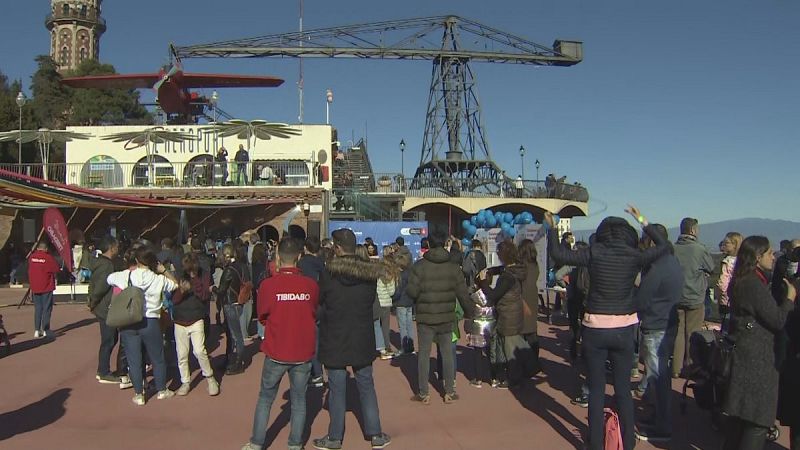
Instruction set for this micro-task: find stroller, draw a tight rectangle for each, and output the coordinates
[681,329,780,440]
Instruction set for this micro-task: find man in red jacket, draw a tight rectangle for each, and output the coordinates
[242,237,319,450]
[28,241,61,339]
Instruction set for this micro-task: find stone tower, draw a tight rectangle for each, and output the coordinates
[46,0,106,73]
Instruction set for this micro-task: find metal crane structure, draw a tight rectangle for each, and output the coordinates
[174,15,582,194]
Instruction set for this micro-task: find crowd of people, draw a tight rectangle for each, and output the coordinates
[20,209,800,450]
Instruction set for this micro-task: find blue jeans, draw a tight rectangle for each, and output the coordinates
[396,306,414,351]
[638,328,676,434]
[249,358,311,447]
[311,323,322,378]
[373,319,385,351]
[223,303,245,360]
[32,292,54,335]
[326,364,382,441]
[120,318,167,394]
[240,301,252,339]
[583,325,636,450]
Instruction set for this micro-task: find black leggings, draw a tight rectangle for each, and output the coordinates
[723,416,768,450]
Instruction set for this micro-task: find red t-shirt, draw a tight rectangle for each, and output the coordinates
[28,250,60,294]
[257,267,319,363]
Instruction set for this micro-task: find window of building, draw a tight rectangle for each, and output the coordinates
[79,47,87,62]
[60,47,69,66]
[80,5,87,18]
[62,3,70,15]
[80,155,123,188]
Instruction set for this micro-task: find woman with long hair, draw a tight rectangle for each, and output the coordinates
[376,250,400,359]
[107,246,178,405]
[518,238,542,374]
[717,232,743,332]
[478,240,528,388]
[723,236,796,450]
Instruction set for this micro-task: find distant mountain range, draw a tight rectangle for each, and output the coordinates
[574,218,800,251]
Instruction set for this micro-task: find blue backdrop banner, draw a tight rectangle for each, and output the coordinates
[328,221,429,260]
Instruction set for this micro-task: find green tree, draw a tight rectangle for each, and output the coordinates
[30,55,71,130]
[65,59,152,126]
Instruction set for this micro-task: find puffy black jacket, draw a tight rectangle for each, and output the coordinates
[406,247,473,326]
[547,218,669,315]
[298,254,325,282]
[318,255,382,369]
[480,264,527,336]
[87,255,115,320]
[635,253,684,330]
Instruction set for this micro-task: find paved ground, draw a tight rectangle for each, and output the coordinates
[0,287,790,450]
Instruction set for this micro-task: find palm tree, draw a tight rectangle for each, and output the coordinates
[0,128,93,181]
[101,126,197,185]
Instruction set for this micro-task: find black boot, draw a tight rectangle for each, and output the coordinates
[225,357,244,375]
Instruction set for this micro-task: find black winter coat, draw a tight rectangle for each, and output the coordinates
[406,247,473,326]
[547,218,669,315]
[480,264,527,336]
[87,255,115,320]
[520,262,540,335]
[392,269,413,307]
[723,270,793,428]
[318,255,382,369]
[779,298,800,427]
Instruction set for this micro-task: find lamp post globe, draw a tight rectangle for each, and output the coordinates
[399,139,406,178]
[535,159,541,181]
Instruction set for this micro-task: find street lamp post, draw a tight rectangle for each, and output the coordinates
[326,89,333,124]
[399,139,405,177]
[535,159,541,181]
[209,91,219,148]
[15,92,26,167]
[519,145,525,179]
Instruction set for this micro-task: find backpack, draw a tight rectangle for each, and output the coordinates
[228,265,253,305]
[603,407,623,450]
[106,272,145,328]
[681,329,734,412]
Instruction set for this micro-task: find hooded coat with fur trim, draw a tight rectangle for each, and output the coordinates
[318,255,383,368]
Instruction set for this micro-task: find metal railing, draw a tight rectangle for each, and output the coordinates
[336,172,589,202]
[0,161,317,189]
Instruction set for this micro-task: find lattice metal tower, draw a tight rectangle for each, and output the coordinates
[175,15,581,194]
[46,0,106,73]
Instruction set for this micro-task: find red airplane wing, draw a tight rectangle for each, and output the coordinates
[61,73,162,89]
[179,73,284,88]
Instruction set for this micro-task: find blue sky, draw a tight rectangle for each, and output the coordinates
[1,1,799,231]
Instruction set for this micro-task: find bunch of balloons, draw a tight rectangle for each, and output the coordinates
[460,209,537,246]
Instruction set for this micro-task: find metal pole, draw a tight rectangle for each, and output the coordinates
[521,154,525,179]
[18,106,22,166]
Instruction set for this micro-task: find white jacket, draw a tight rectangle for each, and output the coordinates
[107,268,177,319]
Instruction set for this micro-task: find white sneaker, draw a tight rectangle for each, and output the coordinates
[207,377,220,396]
[132,393,145,406]
[119,376,133,390]
[33,330,40,338]
[156,389,174,400]
[176,383,191,396]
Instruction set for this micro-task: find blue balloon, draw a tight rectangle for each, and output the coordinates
[522,215,533,224]
[466,225,477,237]
[462,219,471,229]
[462,238,472,247]
[470,216,478,225]
[494,212,503,223]
[501,222,511,233]
[504,212,513,223]
[478,209,486,217]
[508,227,517,237]
[487,217,497,228]
[554,214,561,224]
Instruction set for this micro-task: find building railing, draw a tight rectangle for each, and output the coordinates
[339,173,589,202]
[46,11,106,30]
[0,161,318,189]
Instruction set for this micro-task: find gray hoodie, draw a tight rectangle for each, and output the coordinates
[673,234,714,308]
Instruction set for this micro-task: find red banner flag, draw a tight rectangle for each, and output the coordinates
[43,207,72,273]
